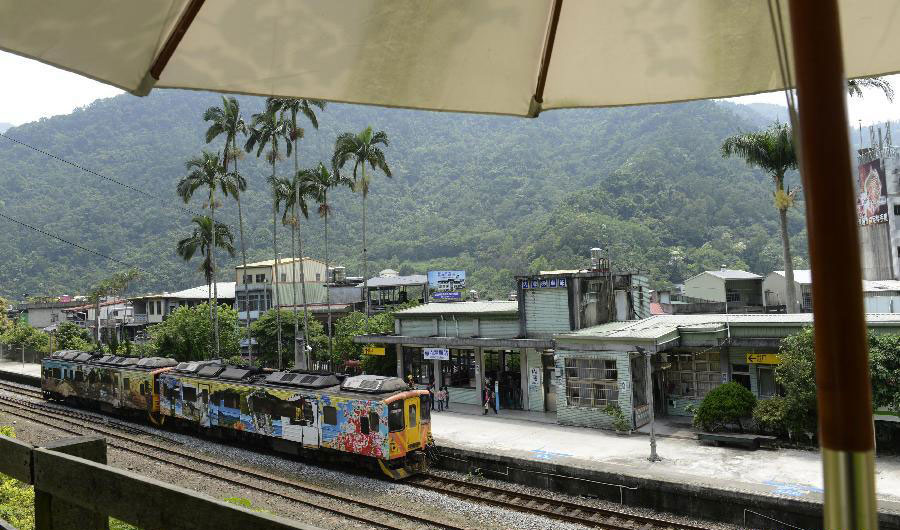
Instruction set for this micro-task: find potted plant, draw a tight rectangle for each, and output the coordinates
[604,403,631,434]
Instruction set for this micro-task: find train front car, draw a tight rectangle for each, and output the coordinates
[341,375,432,479]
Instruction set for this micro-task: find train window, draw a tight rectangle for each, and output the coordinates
[123,377,130,391]
[408,404,417,428]
[323,406,337,425]
[302,402,314,423]
[421,396,431,421]
[369,412,379,432]
[360,416,370,435]
[388,402,404,432]
[182,386,197,403]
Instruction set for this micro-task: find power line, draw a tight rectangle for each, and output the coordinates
[0,211,151,275]
[0,131,202,220]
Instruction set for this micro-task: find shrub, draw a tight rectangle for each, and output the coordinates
[603,404,631,432]
[692,382,756,432]
[753,396,789,436]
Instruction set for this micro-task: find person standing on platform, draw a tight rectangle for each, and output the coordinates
[407,374,415,390]
[436,387,445,412]
[483,382,491,415]
[489,384,498,415]
[427,380,435,411]
[443,385,450,410]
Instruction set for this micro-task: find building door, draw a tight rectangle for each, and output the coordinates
[542,353,557,412]
[301,399,320,448]
[405,397,421,448]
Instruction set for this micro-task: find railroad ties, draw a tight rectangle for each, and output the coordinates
[412,475,712,530]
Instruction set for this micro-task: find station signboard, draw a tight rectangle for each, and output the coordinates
[363,346,386,356]
[423,348,450,360]
[432,291,461,300]
[520,276,567,289]
[746,353,780,364]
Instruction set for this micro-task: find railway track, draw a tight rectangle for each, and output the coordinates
[411,474,713,530]
[0,389,464,530]
[0,379,715,530]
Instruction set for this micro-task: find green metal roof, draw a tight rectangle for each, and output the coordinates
[396,301,518,317]
[556,313,900,344]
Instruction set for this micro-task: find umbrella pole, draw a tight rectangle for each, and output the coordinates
[787,1,877,528]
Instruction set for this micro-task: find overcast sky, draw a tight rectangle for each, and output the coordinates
[1,50,899,127]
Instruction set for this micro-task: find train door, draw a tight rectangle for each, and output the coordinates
[198,383,210,427]
[301,399,320,448]
[405,397,421,448]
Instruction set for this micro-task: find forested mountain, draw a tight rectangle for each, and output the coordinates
[0,90,806,299]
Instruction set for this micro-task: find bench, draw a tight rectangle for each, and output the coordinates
[697,432,778,450]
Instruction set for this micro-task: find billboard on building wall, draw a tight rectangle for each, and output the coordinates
[858,158,888,225]
[427,270,466,292]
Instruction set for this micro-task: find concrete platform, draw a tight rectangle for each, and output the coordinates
[0,360,42,378]
[431,408,900,528]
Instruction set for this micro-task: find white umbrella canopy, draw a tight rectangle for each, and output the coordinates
[1,0,899,116]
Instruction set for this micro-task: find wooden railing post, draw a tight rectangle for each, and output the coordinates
[35,435,108,530]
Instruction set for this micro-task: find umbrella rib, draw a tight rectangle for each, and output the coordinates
[532,0,563,111]
[150,0,207,80]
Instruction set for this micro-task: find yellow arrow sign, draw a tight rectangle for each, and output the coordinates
[364,346,386,356]
[746,353,780,364]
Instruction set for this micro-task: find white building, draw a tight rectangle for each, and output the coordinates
[763,270,811,312]
[683,269,764,308]
[234,257,328,322]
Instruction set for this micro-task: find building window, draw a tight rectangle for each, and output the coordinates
[280,273,287,282]
[669,351,722,398]
[403,347,434,384]
[256,274,266,283]
[156,301,162,315]
[316,273,321,281]
[732,363,751,391]
[243,274,252,284]
[758,367,776,397]
[725,289,741,303]
[148,302,154,315]
[564,358,619,409]
[894,204,900,216]
[442,349,476,388]
[802,291,813,312]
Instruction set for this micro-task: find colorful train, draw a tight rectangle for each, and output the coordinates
[40,350,432,478]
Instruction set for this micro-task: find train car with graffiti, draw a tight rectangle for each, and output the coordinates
[41,350,177,417]
[40,351,432,478]
[156,361,431,478]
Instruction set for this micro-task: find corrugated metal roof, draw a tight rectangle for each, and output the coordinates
[364,275,428,288]
[396,301,518,316]
[863,280,900,292]
[702,269,762,280]
[131,282,236,301]
[771,270,813,284]
[236,257,325,268]
[559,313,900,342]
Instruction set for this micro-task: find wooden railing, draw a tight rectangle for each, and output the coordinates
[0,434,321,530]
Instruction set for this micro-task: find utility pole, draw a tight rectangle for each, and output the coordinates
[637,346,660,462]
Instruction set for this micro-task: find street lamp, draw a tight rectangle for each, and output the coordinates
[636,346,661,462]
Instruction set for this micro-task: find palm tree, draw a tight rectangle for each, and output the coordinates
[88,269,141,348]
[302,163,351,358]
[332,126,392,319]
[203,96,252,356]
[176,150,230,355]
[246,105,292,368]
[848,77,895,101]
[176,216,236,329]
[268,98,326,365]
[722,123,799,312]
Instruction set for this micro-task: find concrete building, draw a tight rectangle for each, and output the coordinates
[234,258,327,322]
[364,271,428,311]
[15,300,84,330]
[61,299,132,342]
[552,313,900,430]
[856,128,900,281]
[763,270,811,312]
[765,269,900,313]
[129,282,236,336]
[683,269,764,310]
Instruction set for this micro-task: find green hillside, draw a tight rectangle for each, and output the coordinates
[0,90,806,298]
